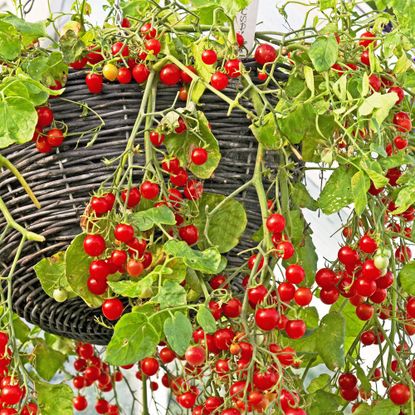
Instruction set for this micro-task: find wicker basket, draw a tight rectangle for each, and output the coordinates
[0,61,289,345]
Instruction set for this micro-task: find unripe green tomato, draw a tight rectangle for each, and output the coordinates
[53,288,68,302]
[374,254,389,271]
[186,289,200,302]
[376,248,392,258]
[321,148,333,165]
[139,286,153,299]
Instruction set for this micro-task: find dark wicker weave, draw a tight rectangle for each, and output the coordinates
[0,61,289,345]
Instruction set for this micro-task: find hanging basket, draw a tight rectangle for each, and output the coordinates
[0,61,289,345]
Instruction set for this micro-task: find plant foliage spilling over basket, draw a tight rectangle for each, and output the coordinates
[0,0,414,414]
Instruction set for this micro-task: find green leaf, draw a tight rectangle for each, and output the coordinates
[0,96,37,149]
[59,30,85,63]
[194,193,247,253]
[33,340,67,381]
[394,52,412,74]
[319,0,336,9]
[315,312,345,370]
[354,399,401,415]
[108,275,154,299]
[360,160,389,188]
[44,333,75,355]
[106,312,160,365]
[156,280,187,309]
[287,209,306,245]
[277,102,316,145]
[358,92,398,126]
[34,252,74,299]
[393,185,415,214]
[165,111,221,179]
[356,365,371,392]
[164,240,222,274]
[196,304,216,333]
[309,390,342,415]
[129,205,176,231]
[164,311,193,355]
[307,373,331,393]
[191,41,215,102]
[12,314,30,343]
[287,234,318,287]
[0,14,46,45]
[65,234,105,307]
[0,21,21,60]
[35,380,73,415]
[219,0,251,17]
[250,112,283,150]
[23,52,68,86]
[331,300,365,354]
[308,35,339,72]
[379,153,415,170]
[303,113,336,162]
[304,65,315,94]
[291,182,318,211]
[318,166,356,214]
[399,262,415,296]
[351,171,370,215]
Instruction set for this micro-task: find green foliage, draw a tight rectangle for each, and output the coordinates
[319,166,356,214]
[194,193,247,253]
[35,380,74,415]
[164,111,221,179]
[291,182,318,211]
[34,252,75,299]
[353,399,401,415]
[308,390,343,415]
[250,112,283,150]
[33,340,67,381]
[351,171,370,215]
[0,21,21,60]
[106,310,162,365]
[164,240,222,274]
[308,35,339,72]
[109,275,154,298]
[22,51,68,85]
[315,312,345,370]
[164,311,193,355]
[65,234,105,307]
[0,96,37,148]
[59,30,85,63]
[0,14,46,45]
[156,280,187,309]
[196,304,217,333]
[129,205,176,231]
[399,262,415,295]
[358,91,399,127]
[307,374,331,393]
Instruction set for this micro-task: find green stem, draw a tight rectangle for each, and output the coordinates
[154,55,256,119]
[0,197,44,242]
[141,375,149,415]
[0,155,41,209]
[113,71,156,187]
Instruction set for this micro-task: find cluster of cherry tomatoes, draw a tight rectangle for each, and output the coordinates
[82,154,207,321]
[68,18,247,96]
[71,342,122,414]
[128,325,304,415]
[32,106,65,154]
[0,333,37,415]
